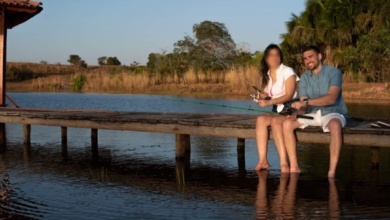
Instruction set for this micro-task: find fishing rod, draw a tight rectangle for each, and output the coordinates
[162,97,277,114]
[242,76,271,101]
[242,76,313,120]
[163,97,313,119]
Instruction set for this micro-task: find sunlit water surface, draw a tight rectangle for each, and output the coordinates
[0,93,389,219]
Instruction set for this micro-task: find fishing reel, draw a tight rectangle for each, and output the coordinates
[279,106,295,116]
[250,94,259,102]
[250,93,271,102]
[279,106,314,119]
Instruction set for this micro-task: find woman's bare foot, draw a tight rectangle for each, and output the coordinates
[254,162,270,171]
[328,170,336,178]
[280,164,290,173]
[290,166,301,173]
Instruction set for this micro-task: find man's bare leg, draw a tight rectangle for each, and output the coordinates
[255,115,273,170]
[271,116,290,173]
[283,119,303,173]
[326,119,343,178]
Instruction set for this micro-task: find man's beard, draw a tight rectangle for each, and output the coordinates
[307,60,320,71]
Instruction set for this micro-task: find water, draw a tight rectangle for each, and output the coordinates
[0,92,389,219]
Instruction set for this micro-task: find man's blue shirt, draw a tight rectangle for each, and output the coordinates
[299,65,348,116]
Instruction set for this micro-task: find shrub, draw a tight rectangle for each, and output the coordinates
[72,74,86,91]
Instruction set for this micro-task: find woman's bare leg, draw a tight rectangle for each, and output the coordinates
[282,119,302,173]
[271,116,290,173]
[255,114,273,170]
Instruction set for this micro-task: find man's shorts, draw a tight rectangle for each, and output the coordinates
[297,110,346,132]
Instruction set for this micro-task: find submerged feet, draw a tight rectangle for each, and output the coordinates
[255,162,302,174]
[254,162,270,171]
[280,164,290,173]
[289,166,301,173]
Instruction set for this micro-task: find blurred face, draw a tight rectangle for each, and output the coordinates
[265,49,281,69]
[302,50,322,71]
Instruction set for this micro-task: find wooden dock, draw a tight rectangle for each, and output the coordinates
[0,107,388,160]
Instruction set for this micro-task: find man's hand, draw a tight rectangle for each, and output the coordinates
[291,101,306,110]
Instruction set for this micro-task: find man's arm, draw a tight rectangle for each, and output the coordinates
[307,86,340,106]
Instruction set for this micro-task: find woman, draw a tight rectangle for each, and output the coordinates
[254,44,298,173]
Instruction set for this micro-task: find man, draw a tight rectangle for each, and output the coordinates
[283,46,348,178]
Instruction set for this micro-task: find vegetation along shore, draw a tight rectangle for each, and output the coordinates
[7,0,390,100]
[5,62,390,101]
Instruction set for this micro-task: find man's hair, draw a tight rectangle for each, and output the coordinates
[301,45,321,55]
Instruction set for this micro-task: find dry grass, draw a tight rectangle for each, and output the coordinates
[7,62,389,100]
[21,66,256,94]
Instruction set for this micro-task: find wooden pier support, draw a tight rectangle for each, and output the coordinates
[0,9,7,107]
[61,127,68,156]
[370,147,380,169]
[175,134,190,159]
[91,129,98,158]
[237,138,246,174]
[23,124,31,145]
[237,138,245,151]
[0,123,6,152]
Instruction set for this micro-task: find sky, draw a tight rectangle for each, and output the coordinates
[7,0,305,66]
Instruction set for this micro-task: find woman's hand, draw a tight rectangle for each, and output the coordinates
[257,99,272,107]
[258,92,269,100]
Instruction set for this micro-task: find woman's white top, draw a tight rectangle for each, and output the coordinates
[264,64,299,112]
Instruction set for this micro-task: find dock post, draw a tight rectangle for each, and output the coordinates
[61,127,68,156]
[23,124,31,145]
[237,138,245,151]
[175,134,190,159]
[237,138,246,173]
[0,123,6,152]
[91,129,98,158]
[370,147,380,169]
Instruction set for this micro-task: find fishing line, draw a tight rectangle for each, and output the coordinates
[161,97,277,114]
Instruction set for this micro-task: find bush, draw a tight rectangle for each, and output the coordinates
[72,74,86,91]
[6,66,35,82]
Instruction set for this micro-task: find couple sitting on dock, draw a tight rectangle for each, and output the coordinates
[254,44,348,178]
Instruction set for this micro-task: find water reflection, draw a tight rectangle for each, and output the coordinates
[1,93,389,219]
[328,178,340,219]
[255,173,343,219]
[255,172,298,219]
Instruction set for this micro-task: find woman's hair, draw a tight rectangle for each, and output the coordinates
[260,44,283,89]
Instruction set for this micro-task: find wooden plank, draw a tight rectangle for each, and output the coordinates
[0,115,388,147]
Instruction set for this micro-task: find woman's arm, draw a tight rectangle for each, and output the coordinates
[257,75,296,107]
[270,75,296,105]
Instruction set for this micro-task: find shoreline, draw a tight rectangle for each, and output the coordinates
[6,82,390,103]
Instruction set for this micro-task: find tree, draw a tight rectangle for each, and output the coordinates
[106,57,121,66]
[68,54,87,68]
[130,61,140,68]
[280,0,390,81]
[193,20,237,70]
[68,55,81,65]
[147,53,159,73]
[98,56,107,65]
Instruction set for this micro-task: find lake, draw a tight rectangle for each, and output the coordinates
[0,93,389,219]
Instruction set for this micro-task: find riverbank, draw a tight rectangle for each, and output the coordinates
[8,80,390,101]
[5,63,390,100]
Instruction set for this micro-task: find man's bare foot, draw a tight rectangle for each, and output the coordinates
[328,170,336,178]
[290,166,301,173]
[254,162,270,171]
[280,164,290,173]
